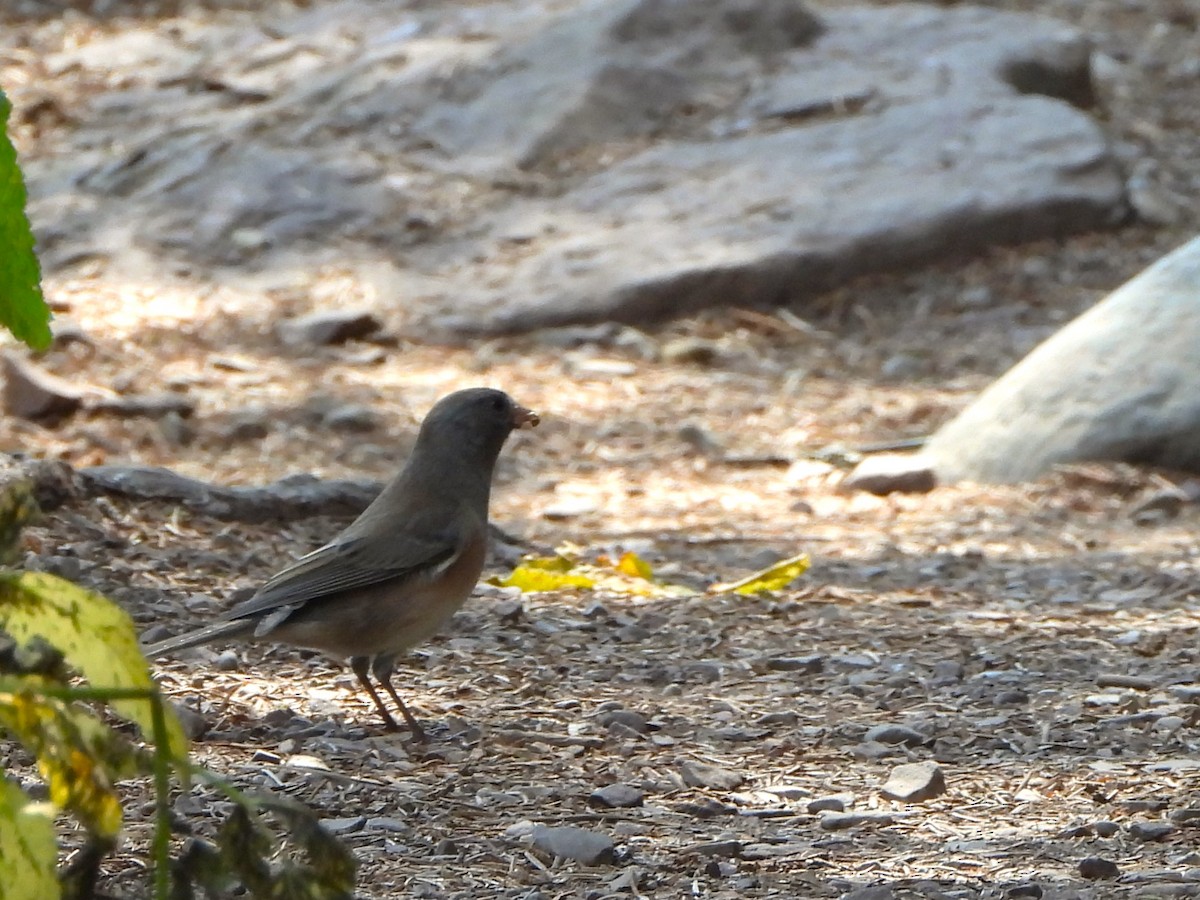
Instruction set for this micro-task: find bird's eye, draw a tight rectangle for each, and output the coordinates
[492,397,506,411]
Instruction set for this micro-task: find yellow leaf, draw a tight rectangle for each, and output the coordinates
[711,553,811,595]
[616,552,654,581]
[494,548,692,598]
[0,572,188,763]
[0,682,131,838]
[0,778,60,900]
[494,562,597,593]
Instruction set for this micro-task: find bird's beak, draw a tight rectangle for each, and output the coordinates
[513,404,540,429]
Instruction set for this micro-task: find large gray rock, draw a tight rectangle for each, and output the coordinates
[22,0,1125,332]
[925,236,1200,482]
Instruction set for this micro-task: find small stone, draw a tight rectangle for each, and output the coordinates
[1169,809,1200,826]
[1128,821,1174,842]
[681,839,741,858]
[682,661,724,682]
[680,760,744,791]
[322,404,381,432]
[1095,673,1156,691]
[218,409,271,441]
[755,711,799,727]
[432,838,459,856]
[1156,715,1186,734]
[589,784,644,809]
[365,817,409,833]
[672,797,738,818]
[1079,857,1120,880]
[931,660,965,685]
[840,454,937,495]
[213,650,240,672]
[762,784,811,801]
[818,812,893,831]
[880,762,946,803]
[322,816,366,835]
[1093,821,1121,837]
[832,653,877,669]
[1120,799,1169,813]
[852,741,893,760]
[40,555,82,581]
[530,825,615,866]
[807,796,847,814]
[277,310,383,348]
[841,887,895,900]
[762,655,824,674]
[678,423,723,456]
[597,709,650,734]
[140,624,173,645]
[994,689,1029,706]
[1004,883,1043,899]
[865,724,928,747]
[492,599,525,624]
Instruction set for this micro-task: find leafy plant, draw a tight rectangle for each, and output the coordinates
[0,88,52,351]
[0,90,355,899]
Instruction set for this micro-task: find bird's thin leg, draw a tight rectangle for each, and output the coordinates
[371,654,426,741]
[350,655,399,731]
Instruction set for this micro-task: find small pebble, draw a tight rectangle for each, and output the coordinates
[322,816,366,835]
[531,825,615,866]
[680,760,744,791]
[597,709,650,733]
[1096,673,1156,691]
[1128,821,1174,842]
[1170,809,1200,826]
[1004,883,1043,899]
[588,784,644,809]
[818,812,893,831]
[880,762,946,803]
[763,655,824,674]
[807,796,846,814]
[865,724,928,747]
[1079,857,1120,880]
[681,839,742,858]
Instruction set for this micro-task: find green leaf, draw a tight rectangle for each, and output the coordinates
[0,572,189,763]
[0,90,53,350]
[0,777,60,900]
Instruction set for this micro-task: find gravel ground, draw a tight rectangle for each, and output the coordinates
[1,0,1199,897]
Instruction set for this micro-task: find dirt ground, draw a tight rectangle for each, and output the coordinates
[3,0,1200,898]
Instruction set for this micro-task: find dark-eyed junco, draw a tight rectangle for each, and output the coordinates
[145,387,539,738]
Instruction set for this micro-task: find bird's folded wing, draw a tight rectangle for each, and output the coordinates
[221,517,464,623]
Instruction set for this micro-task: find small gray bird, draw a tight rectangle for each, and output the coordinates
[145,387,539,738]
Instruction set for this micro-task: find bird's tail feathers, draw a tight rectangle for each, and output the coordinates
[143,619,253,658]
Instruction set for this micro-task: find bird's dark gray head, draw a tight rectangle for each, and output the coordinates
[416,388,539,468]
